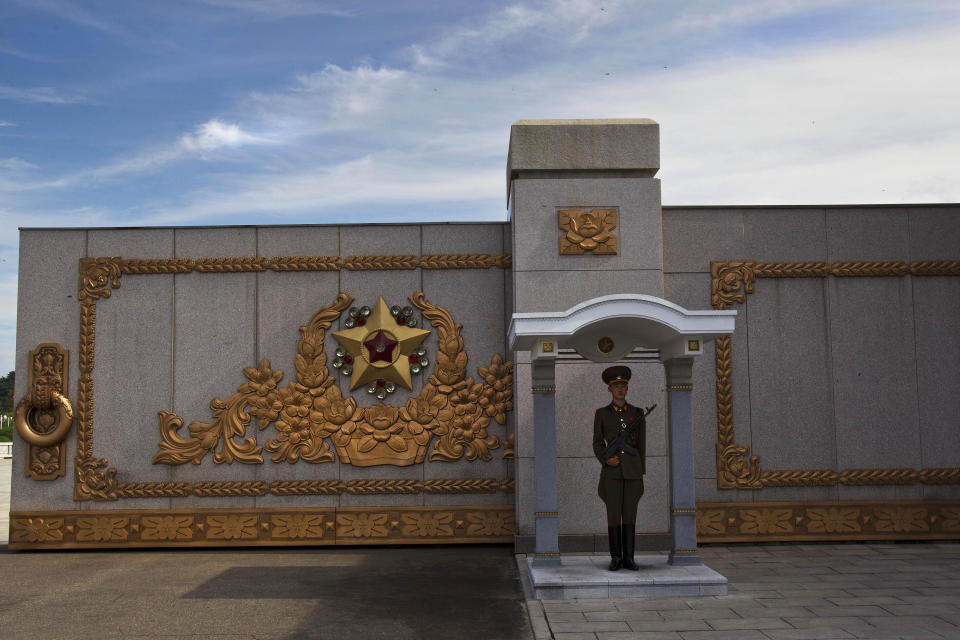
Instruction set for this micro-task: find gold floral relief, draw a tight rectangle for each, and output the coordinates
[141,515,194,541]
[874,506,929,533]
[271,514,327,539]
[9,506,516,549]
[738,508,793,535]
[77,516,129,542]
[337,512,389,538]
[401,512,454,537]
[207,514,259,540]
[10,517,64,543]
[153,291,513,468]
[558,208,618,255]
[695,510,726,537]
[466,510,515,536]
[805,507,861,534]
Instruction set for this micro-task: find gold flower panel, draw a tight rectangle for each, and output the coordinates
[7,506,515,549]
[696,500,960,543]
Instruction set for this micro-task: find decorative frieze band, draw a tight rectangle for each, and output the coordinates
[697,500,960,543]
[118,253,512,274]
[8,505,516,549]
[710,259,960,490]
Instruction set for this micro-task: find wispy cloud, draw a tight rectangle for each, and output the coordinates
[0,157,36,171]
[0,84,88,104]
[0,121,15,127]
[0,43,61,63]
[11,0,125,35]
[196,0,353,18]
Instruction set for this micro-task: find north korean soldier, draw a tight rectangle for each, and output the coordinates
[592,366,645,571]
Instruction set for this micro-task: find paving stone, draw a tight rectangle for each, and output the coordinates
[763,629,856,640]
[597,633,683,640]
[625,619,711,632]
[551,612,590,622]
[554,634,599,640]
[730,606,812,618]
[706,617,793,630]
[826,596,908,606]
[657,609,739,621]
[676,630,772,640]
[805,605,894,617]
[551,622,632,633]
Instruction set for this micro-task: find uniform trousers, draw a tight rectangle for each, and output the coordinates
[600,477,644,526]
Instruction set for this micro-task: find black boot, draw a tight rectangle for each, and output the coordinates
[621,524,639,570]
[607,525,622,571]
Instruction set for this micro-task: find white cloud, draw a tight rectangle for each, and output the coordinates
[179,119,264,151]
[196,0,352,18]
[0,157,36,171]
[0,84,87,104]
[0,121,15,127]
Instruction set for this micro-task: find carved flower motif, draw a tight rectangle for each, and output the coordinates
[207,515,257,540]
[466,511,515,536]
[358,404,406,452]
[11,517,63,543]
[806,507,860,534]
[142,516,193,541]
[875,506,928,533]
[337,513,388,537]
[739,509,792,535]
[450,380,491,443]
[274,384,329,444]
[942,507,960,532]
[558,209,617,255]
[77,517,128,542]
[401,512,453,537]
[315,385,357,432]
[240,358,284,397]
[402,385,451,435]
[696,510,726,536]
[271,514,324,539]
[478,355,513,425]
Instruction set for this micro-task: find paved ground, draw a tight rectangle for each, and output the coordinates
[4,456,960,639]
[531,543,960,640]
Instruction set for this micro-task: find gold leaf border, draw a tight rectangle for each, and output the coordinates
[696,500,960,542]
[75,254,514,502]
[710,260,960,489]
[8,505,515,549]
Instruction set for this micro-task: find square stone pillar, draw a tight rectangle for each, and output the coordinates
[664,358,700,565]
[508,119,664,313]
[531,350,560,566]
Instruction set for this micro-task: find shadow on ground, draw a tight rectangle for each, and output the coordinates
[184,545,530,640]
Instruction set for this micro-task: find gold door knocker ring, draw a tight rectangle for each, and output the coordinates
[15,390,75,447]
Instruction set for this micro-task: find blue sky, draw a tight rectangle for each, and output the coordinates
[2,0,960,375]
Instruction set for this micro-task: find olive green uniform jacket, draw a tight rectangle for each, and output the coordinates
[592,403,646,480]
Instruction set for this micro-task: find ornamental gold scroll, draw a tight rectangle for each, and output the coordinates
[154,292,514,468]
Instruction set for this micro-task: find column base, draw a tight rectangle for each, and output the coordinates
[533,553,562,567]
[668,550,702,566]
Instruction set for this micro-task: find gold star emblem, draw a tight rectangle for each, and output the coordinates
[332,297,430,391]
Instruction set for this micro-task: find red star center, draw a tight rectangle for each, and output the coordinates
[363,330,398,364]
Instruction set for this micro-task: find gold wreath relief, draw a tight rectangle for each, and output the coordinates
[153,291,514,467]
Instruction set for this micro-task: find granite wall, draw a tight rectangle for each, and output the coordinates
[662,204,960,505]
[12,223,515,514]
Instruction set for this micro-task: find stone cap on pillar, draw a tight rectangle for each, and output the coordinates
[506,118,660,203]
[508,293,735,363]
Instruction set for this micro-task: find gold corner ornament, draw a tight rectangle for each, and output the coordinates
[154,291,514,468]
[332,297,430,391]
[14,343,74,480]
[558,208,618,255]
[710,259,960,490]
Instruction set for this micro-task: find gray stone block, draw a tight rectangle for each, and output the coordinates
[91,270,175,511]
[907,206,960,260]
[513,269,664,314]
[256,225,339,257]
[825,207,910,262]
[511,177,662,274]
[12,229,86,511]
[742,208,827,263]
[828,278,921,469]
[745,278,835,470]
[638,455,670,533]
[662,208,746,274]
[557,456,607,535]
[88,228,175,259]
[175,226,256,258]
[421,223,503,255]
[912,277,960,469]
[517,456,535,534]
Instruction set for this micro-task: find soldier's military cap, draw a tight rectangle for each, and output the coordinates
[602,365,631,385]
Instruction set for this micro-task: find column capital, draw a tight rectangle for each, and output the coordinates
[663,357,694,385]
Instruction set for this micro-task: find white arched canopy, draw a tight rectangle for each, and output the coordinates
[509,294,735,568]
[509,293,736,362]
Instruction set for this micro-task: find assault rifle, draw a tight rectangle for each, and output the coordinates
[603,404,656,460]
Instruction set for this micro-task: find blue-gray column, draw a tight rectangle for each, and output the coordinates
[532,356,560,566]
[664,358,700,565]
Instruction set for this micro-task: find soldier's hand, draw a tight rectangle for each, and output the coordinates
[606,456,620,467]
